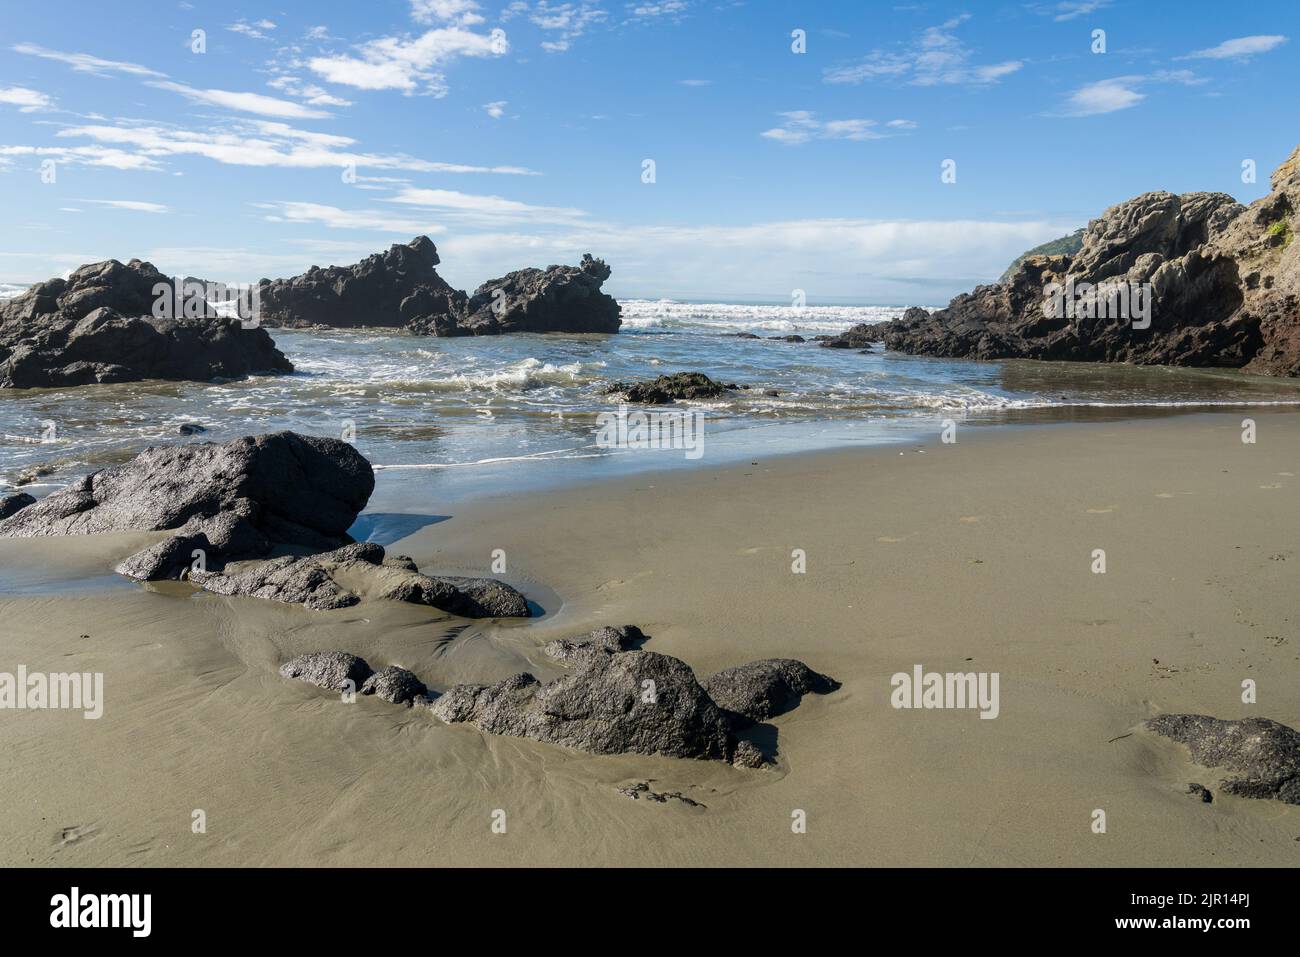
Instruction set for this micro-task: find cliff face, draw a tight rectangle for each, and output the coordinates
[886,146,1300,375]
[257,237,621,336]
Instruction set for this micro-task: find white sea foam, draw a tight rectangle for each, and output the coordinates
[618,299,931,334]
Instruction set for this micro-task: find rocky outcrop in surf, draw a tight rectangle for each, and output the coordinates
[885,146,1300,375]
[604,371,741,403]
[1146,714,1300,805]
[258,237,621,336]
[0,259,292,388]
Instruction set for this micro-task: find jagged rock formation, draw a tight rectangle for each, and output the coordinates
[998,228,1085,284]
[361,666,428,706]
[604,371,740,403]
[258,237,621,336]
[1146,714,1300,805]
[817,322,892,350]
[0,259,292,388]
[886,146,1300,375]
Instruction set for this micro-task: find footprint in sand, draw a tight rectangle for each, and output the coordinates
[57,823,98,846]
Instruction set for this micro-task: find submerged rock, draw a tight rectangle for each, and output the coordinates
[615,781,706,807]
[818,323,888,349]
[0,259,291,388]
[191,555,359,610]
[1146,713,1300,804]
[702,658,841,727]
[604,371,739,404]
[279,652,373,692]
[361,666,428,706]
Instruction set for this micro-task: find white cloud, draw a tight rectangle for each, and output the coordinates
[149,80,333,119]
[267,76,354,107]
[79,199,169,213]
[0,86,54,112]
[308,27,508,94]
[0,144,161,171]
[525,2,608,51]
[43,119,538,175]
[12,42,166,77]
[1180,35,1287,60]
[1059,70,1201,116]
[411,0,486,25]
[253,201,444,233]
[825,17,1022,87]
[679,78,711,86]
[386,186,587,224]
[484,100,508,118]
[761,111,916,145]
[227,20,278,40]
[628,1,688,19]
[1036,1,1110,22]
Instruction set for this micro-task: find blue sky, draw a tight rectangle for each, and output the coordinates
[0,0,1295,303]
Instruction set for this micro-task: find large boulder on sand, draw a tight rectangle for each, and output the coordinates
[279,652,373,692]
[0,259,292,388]
[1146,714,1300,805]
[0,432,373,554]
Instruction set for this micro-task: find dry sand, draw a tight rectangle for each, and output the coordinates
[1,412,1298,866]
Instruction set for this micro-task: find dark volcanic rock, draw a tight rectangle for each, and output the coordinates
[191,555,359,610]
[361,666,428,706]
[279,652,373,692]
[431,650,735,762]
[0,432,373,555]
[114,532,208,582]
[605,371,738,404]
[0,259,292,388]
[543,624,646,665]
[702,658,840,727]
[0,491,34,520]
[257,236,466,330]
[1146,713,1300,804]
[379,572,530,618]
[886,146,1300,375]
[819,323,888,349]
[257,237,619,337]
[448,254,621,335]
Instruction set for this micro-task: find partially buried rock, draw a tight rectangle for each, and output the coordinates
[361,666,428,706]
[702,658,841,728]
[0,491,35,521]
[191,555,358,610]
[380,572,530,618]
[1146,713,1300,804]
[1186,782,1214,803]
[616,782,705,807]
[543,624,646,665]
[431,650,735,762]
[279,652,373,692]
[604,372,739,404]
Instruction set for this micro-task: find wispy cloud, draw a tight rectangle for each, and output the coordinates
[484,100,508,118]
[0,86,54,112]
[1058,70,1202,116]
[149,81,332,119]
[1030,1,1111,22]
[78,199,169,213]
[386,186,587,224]
[227,19,278,40]
[506,1,608,52]
[761,111,916,145]
[1179,34,1288,60]
[410,0,486,25]
[253,201,443,233]
[825,15,1022,87]
[12,42,165,78]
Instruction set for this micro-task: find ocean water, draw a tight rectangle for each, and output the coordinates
[4,299,1300,508]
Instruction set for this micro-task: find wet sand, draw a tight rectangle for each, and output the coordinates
[1,412,1298,866]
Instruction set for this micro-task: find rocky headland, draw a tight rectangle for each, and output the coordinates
[885,146,1300,375]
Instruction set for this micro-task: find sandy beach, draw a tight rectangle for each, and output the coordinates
[1,411,1297,867]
